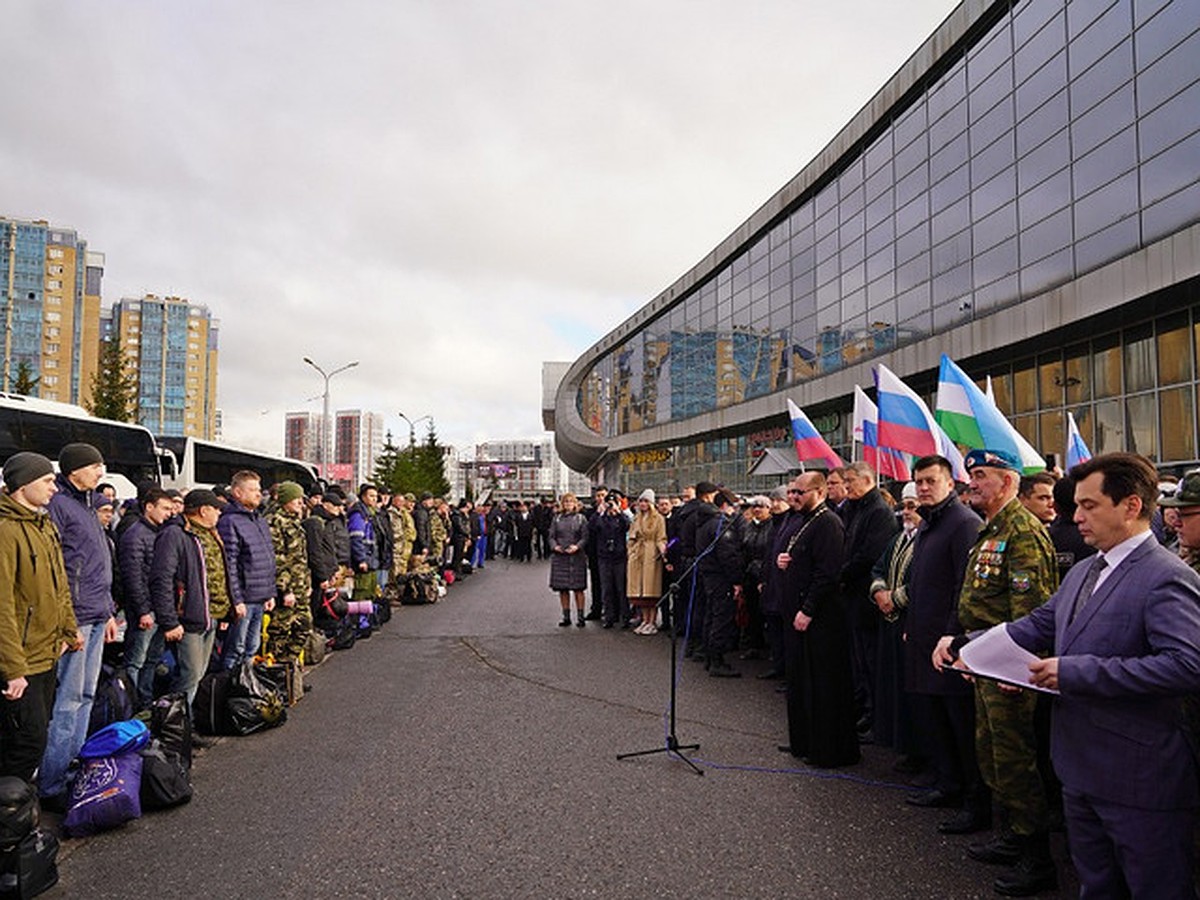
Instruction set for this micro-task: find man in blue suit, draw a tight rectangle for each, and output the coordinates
[947,453,1200,898]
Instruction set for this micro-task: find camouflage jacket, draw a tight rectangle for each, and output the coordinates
[957,497,1058,631]
[270,508,312,600]
[388,506,415,554]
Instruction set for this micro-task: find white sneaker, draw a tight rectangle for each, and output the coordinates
[642,624,658,635]
[633,622,649,635]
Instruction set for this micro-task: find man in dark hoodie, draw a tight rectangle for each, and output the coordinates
[40,443,119,808]
[217,470,277,671]
[0,453,77,783]
[150,489,230,705]
[120,486,180,707]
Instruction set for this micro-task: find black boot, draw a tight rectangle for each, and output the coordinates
[967,828,1020,865]
[576,611,586,628]
[992,832,1056,897]
[559,610,571,627]
[708,653,741,678]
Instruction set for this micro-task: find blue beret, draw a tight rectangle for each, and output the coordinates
[963,448,1022,473]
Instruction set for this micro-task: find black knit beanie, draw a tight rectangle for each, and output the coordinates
[3,452,55,493]
[58,443,104,475]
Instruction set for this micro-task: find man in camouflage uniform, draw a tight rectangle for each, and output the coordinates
[388,492,416,577]
[429,499,449,568]
[266,482,313,663]
[935,449,1058,897]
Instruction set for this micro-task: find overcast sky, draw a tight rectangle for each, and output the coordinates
[2,0,958,456]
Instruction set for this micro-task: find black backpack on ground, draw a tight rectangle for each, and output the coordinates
[88,664,134,736]
[138,740,192,811]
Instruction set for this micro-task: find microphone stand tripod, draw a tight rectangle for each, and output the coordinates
[616,580,703,775]
[617,517,726,777]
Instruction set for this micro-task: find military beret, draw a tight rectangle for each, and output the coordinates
[963,448,1022,473]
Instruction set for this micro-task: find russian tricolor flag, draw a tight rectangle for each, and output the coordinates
[1066,411,1092,470]
[875,364,939,457]
[876,364,967,481]
[852,385,910,480]
[787,399,845,470]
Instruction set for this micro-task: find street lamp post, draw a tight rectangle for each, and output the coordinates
[398,411,432,448]
[303,357,359,480]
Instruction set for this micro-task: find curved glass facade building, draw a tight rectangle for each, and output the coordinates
[552,0,1200,494]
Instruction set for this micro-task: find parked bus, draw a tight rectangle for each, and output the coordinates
[157,436,320,494]
[0,393,171,497]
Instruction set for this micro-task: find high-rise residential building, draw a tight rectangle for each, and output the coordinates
[111,294,219,438]
[0,216,99,404]
[284,410,325,467]
[334,409,384,488]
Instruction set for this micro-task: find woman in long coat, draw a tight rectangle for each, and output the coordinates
[548,493,589,628]
[626,489,667,634]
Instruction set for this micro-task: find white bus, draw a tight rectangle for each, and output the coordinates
[0,393,171,498]
[157,436,320,494]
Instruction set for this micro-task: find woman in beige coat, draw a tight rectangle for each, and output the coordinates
[626,489,667,634]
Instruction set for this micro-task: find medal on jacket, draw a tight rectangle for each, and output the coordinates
[972,539,1007,587]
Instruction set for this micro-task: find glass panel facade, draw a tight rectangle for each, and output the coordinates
[580,0,1200,440]
[602,283,1200,495]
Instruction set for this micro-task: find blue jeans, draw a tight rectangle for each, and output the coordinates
[39,621,107,798]
[221,603,264,670]
[471,536,487,568]
[173,627,217,707]
[124,622,165,708]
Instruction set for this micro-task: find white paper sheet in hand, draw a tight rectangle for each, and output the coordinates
[957,624,1059,695]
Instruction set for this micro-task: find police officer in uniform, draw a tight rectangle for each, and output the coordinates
[934,449,1058,897]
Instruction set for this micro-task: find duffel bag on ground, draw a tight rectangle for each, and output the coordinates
[226,662,286,735]
[0,828,58,899]
[149,693,193,772]
[193,669,235,736]
[138,740,192,811]
[78,720,150,760]
[303,628,326,667]
[323,617,356,651]
[62,754,143,837]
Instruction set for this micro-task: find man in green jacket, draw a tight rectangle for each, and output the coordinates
[0,452,78,783]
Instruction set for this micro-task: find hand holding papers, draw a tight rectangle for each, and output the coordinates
[950,624,1060,695]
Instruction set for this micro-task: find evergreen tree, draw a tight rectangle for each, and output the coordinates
[87,340,139,422]
[416,421,451,497]
[11,361,39,396]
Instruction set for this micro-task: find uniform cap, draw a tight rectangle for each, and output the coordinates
[963,448,1022,473]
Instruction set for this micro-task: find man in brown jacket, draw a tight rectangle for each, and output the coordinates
[0,452,78,783]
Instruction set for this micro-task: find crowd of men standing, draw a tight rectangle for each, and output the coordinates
[544,451,1200,898]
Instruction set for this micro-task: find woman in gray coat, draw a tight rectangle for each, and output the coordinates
[549,493,589,627]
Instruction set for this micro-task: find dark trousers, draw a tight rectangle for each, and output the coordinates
[513,535,532,562]
[598,557,628,624]
[0,669,57,783]
[764,612,786,673]
[909,691,985,809]
[702,575,737,657]
[587,553,603,617]
[535,529,551,560]
[740,580,766,650]
[849,623,877,729]
[1064,789,1195,899]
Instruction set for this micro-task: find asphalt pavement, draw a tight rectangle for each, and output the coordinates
[47,557,1077,899]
